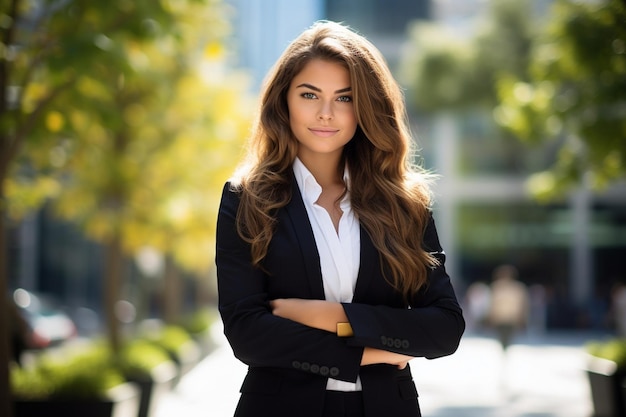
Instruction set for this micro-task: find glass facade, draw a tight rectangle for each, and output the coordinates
[325,0,430,35]
[456,111,560,176]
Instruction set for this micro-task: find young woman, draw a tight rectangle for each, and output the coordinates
[216,21,465,417]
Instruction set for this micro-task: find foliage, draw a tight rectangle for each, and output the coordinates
[118,339,172,379]
[140,324,194,359]
[400,0,535,111]
[10,345,125,400]
[586,338,626,369]
[400,23,478,110]
[400,0,626,199]
[4,0,251,272]
[180,307,217,335]
[495,0,626,199]
[1,2,252,393]
[10,338,178,400]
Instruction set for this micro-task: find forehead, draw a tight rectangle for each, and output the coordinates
[290,59,351,87]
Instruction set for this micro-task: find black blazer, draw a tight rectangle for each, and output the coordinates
[216,179,465,417]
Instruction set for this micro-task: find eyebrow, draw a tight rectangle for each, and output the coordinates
[296,83,352,94]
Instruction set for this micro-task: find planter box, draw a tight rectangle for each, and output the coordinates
[14,382,140,417]
[171,340,201,386]
[126,361,177,417]
[586,354,626,417]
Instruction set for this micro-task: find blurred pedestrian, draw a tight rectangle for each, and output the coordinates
[216,20,465,417]
[487,264,529,351]
[463,280,491,334]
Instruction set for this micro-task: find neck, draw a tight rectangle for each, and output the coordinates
[298,153,344,187]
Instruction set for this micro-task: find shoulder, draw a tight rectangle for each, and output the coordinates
[218,181,244,215]
[422,211,443,253]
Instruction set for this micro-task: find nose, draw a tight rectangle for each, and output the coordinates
[317,101,333,120]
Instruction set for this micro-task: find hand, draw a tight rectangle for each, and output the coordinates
[361,347,413,369]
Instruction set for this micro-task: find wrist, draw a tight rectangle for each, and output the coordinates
[336,322,354,337]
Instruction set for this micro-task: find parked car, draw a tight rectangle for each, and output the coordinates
[10,288,77,357]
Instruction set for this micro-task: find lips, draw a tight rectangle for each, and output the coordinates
[309,127,339,137]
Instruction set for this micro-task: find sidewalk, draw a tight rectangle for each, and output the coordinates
[155,324,595,417]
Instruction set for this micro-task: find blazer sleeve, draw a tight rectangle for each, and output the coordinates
[342,214,465,359]
[216,183,364,383]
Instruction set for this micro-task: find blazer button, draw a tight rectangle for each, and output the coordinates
[394,339,402,348]
[401,340,410,349]
[320,366,330,376]
[330,367,340,377]
[301,362,311,371]
[310,364,320,374]
[381,336,389,346]
[292,361,301,369]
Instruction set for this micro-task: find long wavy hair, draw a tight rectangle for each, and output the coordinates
[232,21,439,300]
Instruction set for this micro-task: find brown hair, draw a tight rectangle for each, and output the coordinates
[232,21,438,300]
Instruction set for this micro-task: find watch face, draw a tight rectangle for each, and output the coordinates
[337,322,354,337]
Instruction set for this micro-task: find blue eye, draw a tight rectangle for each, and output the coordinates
[337,96,352,103]
[302,92,317,99]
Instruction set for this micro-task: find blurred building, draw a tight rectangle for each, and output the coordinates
[224,0,429,87]
[417,0,626,330]
[8,0,626,332]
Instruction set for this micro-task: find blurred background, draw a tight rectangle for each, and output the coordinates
[1,0,625,416]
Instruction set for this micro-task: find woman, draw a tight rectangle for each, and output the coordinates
[216,21,465,417]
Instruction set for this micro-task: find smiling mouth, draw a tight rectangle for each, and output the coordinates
[309,128,339,137]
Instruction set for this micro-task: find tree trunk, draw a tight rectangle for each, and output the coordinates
[104,233,123,355]
[163,256,181,324]
[0,198,14,417]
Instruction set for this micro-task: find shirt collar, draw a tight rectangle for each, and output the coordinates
[293,157,351,206]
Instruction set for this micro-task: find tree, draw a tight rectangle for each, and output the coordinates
[400,0,534,112]
[0,1,251,413]
[495,0,626,200]
[400,0,626,200]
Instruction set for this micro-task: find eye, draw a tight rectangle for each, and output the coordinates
[337,95,352,103]
[301,92,317,99]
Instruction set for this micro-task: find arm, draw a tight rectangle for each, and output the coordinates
[269,298,347,333]
[216,183,364,382]
[270,298,413,368]
[271,215,465,361]
[343,215,465,359]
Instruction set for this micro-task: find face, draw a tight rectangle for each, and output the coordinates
[287,59,357,163]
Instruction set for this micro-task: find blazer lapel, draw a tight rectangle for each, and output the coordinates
[353,226,378,301]
[284,179,326,300]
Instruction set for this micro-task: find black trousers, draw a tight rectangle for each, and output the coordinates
[322,391,364,417]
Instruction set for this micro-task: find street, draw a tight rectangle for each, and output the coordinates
[155,323,594,417]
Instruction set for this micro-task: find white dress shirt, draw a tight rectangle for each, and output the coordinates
[293,157,362,391]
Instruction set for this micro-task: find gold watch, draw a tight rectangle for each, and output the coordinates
[336,322,354,337]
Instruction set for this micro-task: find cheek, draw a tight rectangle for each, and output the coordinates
[341,108,357,130]
[287,98,304,124]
